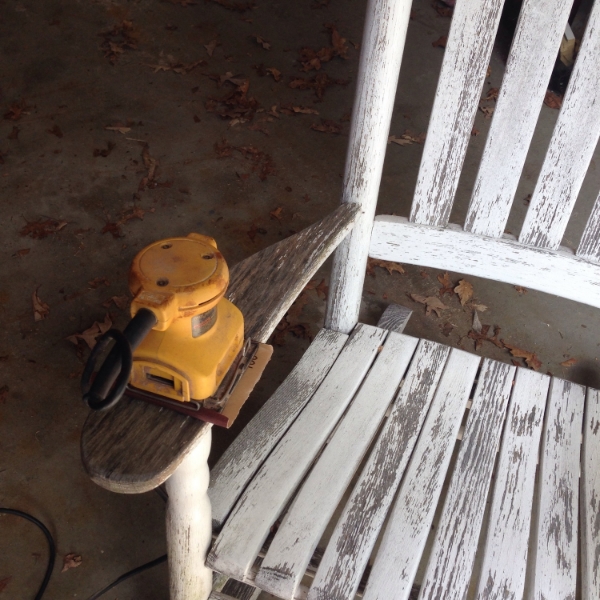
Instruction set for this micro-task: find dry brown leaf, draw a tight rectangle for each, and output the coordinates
[204,38,219,56]
[255,35,271,50]
[12,248,30,258]
[311,119,341,134]
[288,73,348,100]
[100,20,138,64]
[266,67,281,82]
[102,295,129,310]
[93,141,116,157]
[410,294,448,317]
[484,87,499,101]
[503,341,542,370]
[471,302,488,312]
[306,278,329,300]
[515,286,527,295]
[468,324,503,350]
[388,130,426,145]
[471,128,480,136]
[440,322,454,337]
[437,272,453,296]
[61,554,82,573]
[544,90,563,109]
[560,358,577,368]
[104,125,131,133]
[479,105,494,118]
[326,23,348,59]
[432,35,447,48]
[66,314,113,350]
[4,99,31,121]
[368,258,405,276]
[88,277,110,289]
[269,206,283,222]
[32,288,50,322]
[20,218,68,239]
[454,279,473,305]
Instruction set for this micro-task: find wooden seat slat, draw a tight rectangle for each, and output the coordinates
[207,324,387,582]
[465,0,573,239]
[519,0,600,250]
[410,0,504,227]
[209,328,348,530]
[255,332,418,599]
[527,378,585,599]
[475,369,550,600]
[581,388,600,600]
[308,347,476,600]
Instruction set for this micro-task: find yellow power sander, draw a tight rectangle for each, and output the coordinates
[81,234,271,427]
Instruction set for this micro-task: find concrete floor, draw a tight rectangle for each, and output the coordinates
[1,0,599,597]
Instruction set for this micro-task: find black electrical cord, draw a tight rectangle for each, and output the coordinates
[86,553,167,600]
[0,508,56,600]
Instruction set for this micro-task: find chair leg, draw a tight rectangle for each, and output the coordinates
[166,426,213,600]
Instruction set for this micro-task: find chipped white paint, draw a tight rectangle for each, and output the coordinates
[476,369,550,600]
[325,0,412,334]
[581,388,600,600]
[255,333,418,599]
[410,0,505,227]
[166,427,213,600]
[309,347,476,600]
[207,325,387,582]
[577,191,600,263]
[371,216,600,309]
[209,329,348,529]
[416,361,514,600]
[465,0,573,238]
[520,0,600,249]
[527,378,585,600]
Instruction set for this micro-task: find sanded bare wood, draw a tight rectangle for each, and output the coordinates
[581,388,600,600]
[371,216,600,310]
[209,329,348,529]
[81,207,357,495]
[418,360,515,600]
[527,378,585,600]
[578,191,600,263]
[255,333,418,599]
[325,0,412,334]
[410,0,505,227]
[475,369,550,600]
[520,0,600,249]
[465,0,573,238]
[208,325,387,582]
[309,346,476,600]
[229,203,359,343]
[377,304,412,333]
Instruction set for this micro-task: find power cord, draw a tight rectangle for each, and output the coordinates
[0,507,167,600]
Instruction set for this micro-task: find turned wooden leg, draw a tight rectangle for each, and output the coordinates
[166,425,213,600]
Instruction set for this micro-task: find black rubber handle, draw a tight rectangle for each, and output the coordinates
[81,308,158,411]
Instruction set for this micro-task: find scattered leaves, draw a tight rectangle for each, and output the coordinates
[266,67,281,82]
[206,78,260,123]
[47,124,63,138]
[432,35,447,48]
[410,294,448,317]
[454,279,473,305]
[67,314,112,350]
[388,130,426,145]
[288,73,348,100]
[88,277,110,289]
[515,286,527,294]
[255,35,271,50]
[32,288,50,322]
[306,278,328,299]
[100,20,139,64]
[561,357,577,368]
[139,143,159,189]
[483,87,499,101]
[440,322,454,337]
[20,218,68,239]
[468,324,503,350]
[437,272,454,296]
[544,90,563,109]
[4,99,31,121]
[12,248,30,258]
[61,554,82,573]
[503,341,542,370]
[269,206,283,222]
[367,258,405,276]
[93,141,116,157]
[298,24,348,71]
[434,2,453,17]
[204,38,219,56]
[147,58,206,74]
[471,128,480,136]
[102,295,129,310]
[479,105,494,118]
[311,119,341,134]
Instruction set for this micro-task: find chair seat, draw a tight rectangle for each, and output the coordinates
[208,323,599,600]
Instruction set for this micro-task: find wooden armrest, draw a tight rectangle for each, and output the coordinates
[80,203,359,494]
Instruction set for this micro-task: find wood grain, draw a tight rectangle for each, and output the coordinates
[325,0,412,334]
[520,0,600,249]
[465,0,573,238]
[209,329,348,529]
[377,303,412,333]
[371,216,600,310]
[475,369,550,600]
[577,191,600,263]
[410,0,505,227]
[527,378,585,600]
[81,206,357,494]
[581,388,600,600]
[208,324,387,582]
[255,333,418,599]
[309,345,473,600]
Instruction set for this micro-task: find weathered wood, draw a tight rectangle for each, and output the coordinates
[475,369,550,600]
[207,324,387,582]
[527,378,585,600]
[325,0,412,334]
[228,202,359,343]
[465,0,573,238]
[255,332,419,599]
[371,216,600,310]
[166,427,213,600]
[520,0,600,249]
[81,206,357,495]
[410,0,505,227]
[377,304,412,333]
[577,191,600,264]
[209,329,348,529]
[581,388,600,600]
[220,578,260,600]
[309,346,475,600]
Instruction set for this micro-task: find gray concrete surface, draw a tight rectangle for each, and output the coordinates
[1,0,599,597]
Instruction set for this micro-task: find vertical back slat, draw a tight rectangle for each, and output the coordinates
[581,388,600,600]
[410,0,505,227]
[465,0,573,238]
[577,190,600,262]
[519,0,600,249]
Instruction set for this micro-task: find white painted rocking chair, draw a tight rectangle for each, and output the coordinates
[82,0,600,598]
